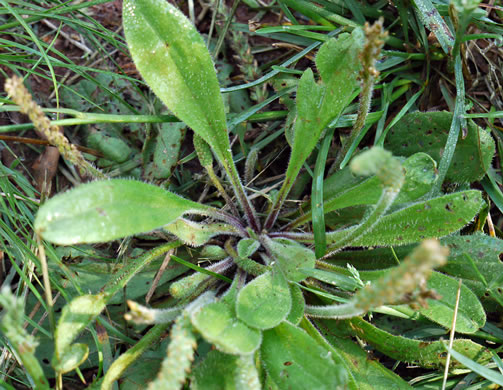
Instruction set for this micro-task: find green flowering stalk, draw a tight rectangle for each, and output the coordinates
[325,147,404,255]
[234,354,261,390]
[333,19,388,170]
[148,313,197,390]
[306,239,448,318]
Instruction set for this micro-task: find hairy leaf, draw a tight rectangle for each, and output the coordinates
[191,301,261,355]
[347,317,490,369]
[53,294,107,373]
[286,284,305,325]
[291,152,437,228]
[236,270,291,330]
[35,180,210,245]
[324,190,483,247]
[265,30,364,228]
[164,219,240,247]
[123,0,230,167]
[261,322,347,389]
[316,320,413,389]
[440,233,503,309]
[191,350,237,390]
[384,111,495,183]
[267,238,316,282]
[416,271,485,333]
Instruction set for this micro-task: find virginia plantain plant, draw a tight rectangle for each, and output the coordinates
[1,0,500,388]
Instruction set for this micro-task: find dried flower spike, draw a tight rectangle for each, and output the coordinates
[4,76,105,179]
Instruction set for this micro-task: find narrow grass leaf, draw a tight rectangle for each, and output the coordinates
[445,346,503,386]
[412,0,454,52]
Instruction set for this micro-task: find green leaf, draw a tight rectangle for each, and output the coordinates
[164,218,240,247]
[87,130,132,163]
[286,284,305,325]
[123,0,257,229]
[413,271,486,334]
[123,0,231,167]
[299,268,360,291]
[191,301,262,355]
[237,238,260,258]
[290,152,437,229]
[267,238,316,282]
[413,0,454,53]
[265,29,364,229]
[261,322,347,390]
[316,320,413,389]
[35,179,210,244]
[191,350,237,390]
[347,317,491,369]
[53,294,107,372]
[145,122,184,179]
[440,233,503,308]
[236,270,291,330]
[52,344,89,374]
[348,266,485,333]
[384,111,495,183]
[325,190,484,247]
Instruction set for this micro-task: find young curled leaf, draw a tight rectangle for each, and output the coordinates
[164,218,241,247]
[53,294,107,373]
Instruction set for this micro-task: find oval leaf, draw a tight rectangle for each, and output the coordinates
[35,179,209,244]
[415,271,486,333]
[261,322,347,390]
[384,111,495,183]
[191,301,261,355]
[268,239,316,282]
[440,233,503,308]
[123,0,231,166]
[236,270,291,330]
